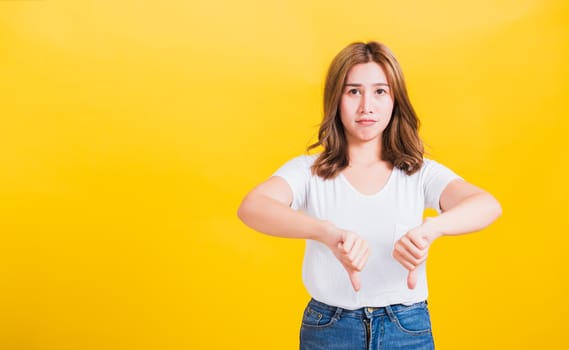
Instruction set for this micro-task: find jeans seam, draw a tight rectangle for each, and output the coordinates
[387,305,432,336]
[301,307,341,329]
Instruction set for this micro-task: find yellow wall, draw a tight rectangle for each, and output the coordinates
[1,1,567,349]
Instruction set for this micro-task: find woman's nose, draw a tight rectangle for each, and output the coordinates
[359,93,374,114]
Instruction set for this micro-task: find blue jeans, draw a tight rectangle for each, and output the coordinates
[300,298,434,350]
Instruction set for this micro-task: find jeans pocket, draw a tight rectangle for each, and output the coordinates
[301,304,338,329]
[391,304,432,335]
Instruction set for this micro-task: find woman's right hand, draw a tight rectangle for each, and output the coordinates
[319,224,370,292]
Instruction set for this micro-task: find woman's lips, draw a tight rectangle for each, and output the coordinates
[356,119,377,126]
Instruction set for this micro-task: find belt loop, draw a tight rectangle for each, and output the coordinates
[385,304,397,323]
[333,306,343,320]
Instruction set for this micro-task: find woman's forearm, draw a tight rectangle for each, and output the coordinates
[424,192,502,240]
[237,193,335,245]
[238,192,370,292]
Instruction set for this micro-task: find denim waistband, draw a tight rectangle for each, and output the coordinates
[308,298,428,319]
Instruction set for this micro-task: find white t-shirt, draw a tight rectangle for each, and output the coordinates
[273,154,462,310]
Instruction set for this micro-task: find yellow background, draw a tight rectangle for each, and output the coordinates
[1,1,567,349]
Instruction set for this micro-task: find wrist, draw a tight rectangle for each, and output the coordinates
[313,220,342,247]
[422,217,444,242]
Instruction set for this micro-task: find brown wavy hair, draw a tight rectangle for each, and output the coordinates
[308,41,424,179]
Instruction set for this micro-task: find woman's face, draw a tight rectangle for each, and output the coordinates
[339,62,394,146]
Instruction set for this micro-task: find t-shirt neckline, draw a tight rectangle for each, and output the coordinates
[338,167,397,198]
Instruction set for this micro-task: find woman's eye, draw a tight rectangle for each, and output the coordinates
[348,88,360,95]
[376,89,386,95]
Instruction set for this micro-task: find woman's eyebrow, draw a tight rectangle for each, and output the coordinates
[344,83,390,87]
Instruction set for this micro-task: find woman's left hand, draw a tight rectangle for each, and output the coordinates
[392,218,442,289]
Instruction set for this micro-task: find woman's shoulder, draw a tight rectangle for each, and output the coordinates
[396,157,445,179]
[273,153,319,176]
[421,157,437,168]
[283,153,319,167]
[421,157,450,170]
[418,156,461,180]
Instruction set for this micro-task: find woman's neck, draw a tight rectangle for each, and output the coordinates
[346,139,384,167]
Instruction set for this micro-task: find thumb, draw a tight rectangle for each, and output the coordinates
[349,270,361,292]
[407,269,418,290]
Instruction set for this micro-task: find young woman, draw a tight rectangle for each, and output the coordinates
[237,41,501,350]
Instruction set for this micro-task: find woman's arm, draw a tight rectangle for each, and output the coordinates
[423,178,503,240]
[237,176,370,291]
[393,178,502,288]
[237,176,332,243]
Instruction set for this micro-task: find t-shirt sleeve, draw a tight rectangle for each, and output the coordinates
[272,156,312,210]
[422,158,463,214]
